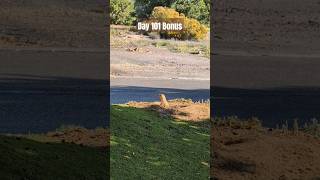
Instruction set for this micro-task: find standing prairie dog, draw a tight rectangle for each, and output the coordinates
[159,94,170,108]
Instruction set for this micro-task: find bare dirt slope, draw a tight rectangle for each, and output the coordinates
[212,126,320,180]
[111,48,209,81]
[0,0,106,48]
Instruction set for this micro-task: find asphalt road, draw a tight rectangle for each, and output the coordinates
[110,77,210,104]
[212,53,320,127]
[111,86,210,104]
[0,49,108,133]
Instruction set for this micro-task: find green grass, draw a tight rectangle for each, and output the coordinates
[0,135,108,180]
[110,105,210,180]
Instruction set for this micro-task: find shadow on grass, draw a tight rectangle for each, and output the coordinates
[110,105,210,180]
[0,135,109,180]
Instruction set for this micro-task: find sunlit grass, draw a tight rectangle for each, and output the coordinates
[110,105,209,179]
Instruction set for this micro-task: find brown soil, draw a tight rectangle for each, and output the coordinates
[127,99,210,121]
[211,125,320,180]
[26,128,109,148]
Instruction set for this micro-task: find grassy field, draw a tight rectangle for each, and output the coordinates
[110,105,210,179]
[0,135,108,180]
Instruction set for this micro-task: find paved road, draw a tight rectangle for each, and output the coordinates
[110,76,210,104]
[111,77,210,104]
[212,53,320,127]
[0,50,108,133]
[111,86,210,104]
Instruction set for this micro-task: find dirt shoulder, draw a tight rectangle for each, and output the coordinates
[213,0,320,55]
[111,48,209,84]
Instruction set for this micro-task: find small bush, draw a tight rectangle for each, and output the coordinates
[110,0,135,25]
[150,6,208,40]
[183,18,208,40]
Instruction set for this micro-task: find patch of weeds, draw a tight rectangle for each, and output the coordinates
[151,40,210,58]
[152,41,170,47]
[131,40,151,47]
[212,116,262,130]
[303,118,320,137]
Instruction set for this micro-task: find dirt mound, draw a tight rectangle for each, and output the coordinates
[127,99,210,121]
[43,127,109,147]
[211,125,320,179]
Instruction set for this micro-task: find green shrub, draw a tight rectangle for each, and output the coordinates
[171,0,210,25]
[134,0,210,25]
[134,0,173,19]
[150,6,208,40]
[110,0,135,25]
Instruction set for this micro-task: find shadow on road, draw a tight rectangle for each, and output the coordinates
[212,86,320,127]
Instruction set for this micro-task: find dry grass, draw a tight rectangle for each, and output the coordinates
[212,116,262,130]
